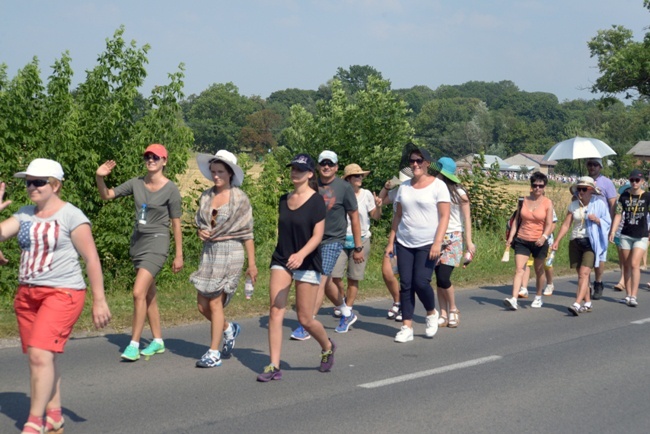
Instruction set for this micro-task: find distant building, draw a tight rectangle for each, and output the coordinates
[504,153,557,175]
[457,154,524,172]
[627,141,650,164]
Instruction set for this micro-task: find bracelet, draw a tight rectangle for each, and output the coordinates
[541,234,548,240]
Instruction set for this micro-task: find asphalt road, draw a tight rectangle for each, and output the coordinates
[1,270,650,433]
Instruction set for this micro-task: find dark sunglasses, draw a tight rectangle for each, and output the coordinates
[349,174,363,179]
[211,208,219,228]
[319,160,336,167]
[25,179,50,188]
[143,153,161,162]
[409,158,425,165]
[586,162,600,167]
[629,178,642,183]
[576,187,590,192]
[531,184,546,189]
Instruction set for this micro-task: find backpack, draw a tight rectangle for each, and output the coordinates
[505,197,524,241]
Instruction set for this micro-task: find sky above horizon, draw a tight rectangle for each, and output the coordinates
[1,1,648,102]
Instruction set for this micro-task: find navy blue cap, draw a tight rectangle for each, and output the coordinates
[287,153,315,171]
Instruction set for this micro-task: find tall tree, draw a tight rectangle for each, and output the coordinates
[334,64,386,95]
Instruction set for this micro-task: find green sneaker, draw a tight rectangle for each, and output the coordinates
[141,341,165,357]
[121,344,140,361]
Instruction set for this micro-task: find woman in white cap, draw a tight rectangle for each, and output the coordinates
[552,176,610,315]
[609,169,650,307]
[190,150,256,368]
[330,163,382,333]
[377,167,413,322]
[1,159,111,434]
[95,144,183,361]
[433,157,475,328]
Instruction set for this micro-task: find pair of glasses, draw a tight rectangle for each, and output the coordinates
[143,153,161,162]
[630,178,642,183]
[210,209,218,228]
[319,160,336,167]
[586,162,600,167]
[349,174,363,179]
[409,158,424,165]
[576,187,590,192]
[25,179,50,188]
[531,184,545,189]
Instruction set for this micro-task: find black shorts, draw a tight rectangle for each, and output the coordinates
[513,237,549,260]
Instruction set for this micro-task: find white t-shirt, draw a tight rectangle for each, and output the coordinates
[395,178,451,248]
[568,200,588,240]
[447,188,467,233]
[345,188,376,239]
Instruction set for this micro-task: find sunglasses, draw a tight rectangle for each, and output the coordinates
[576,187,590,192]
[409,158,425,165]
[319,160,336,167]
[25,179,50,188]
[349,174,363,179]
[143,153,161,162]
[586,162,600,167]
[629,178,642,183]
[531,184,546,189]
[211,209,219,228]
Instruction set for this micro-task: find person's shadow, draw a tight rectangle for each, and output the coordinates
[0,392,86,431]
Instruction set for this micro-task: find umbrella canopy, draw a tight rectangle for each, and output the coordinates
[543,136,616,161]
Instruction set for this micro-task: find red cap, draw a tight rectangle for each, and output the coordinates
[144,144,168,159]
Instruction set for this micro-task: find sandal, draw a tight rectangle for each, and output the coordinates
[614,284,625,292]
[438,316,448,327]
[448,309,460,328]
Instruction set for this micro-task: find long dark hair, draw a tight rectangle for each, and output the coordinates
[436,173,468,205]
[308,170,318,191]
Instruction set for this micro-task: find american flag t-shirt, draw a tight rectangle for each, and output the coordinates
[17,220,60,281]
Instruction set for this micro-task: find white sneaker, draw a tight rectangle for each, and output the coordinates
[628,297,638,307]
[543,284,554,296]
[394,325,414,343]
[518,287,529,298]
[425,311,439,338]
[503,297,518,311]
[619,296,631,304]
[531,297,543,308]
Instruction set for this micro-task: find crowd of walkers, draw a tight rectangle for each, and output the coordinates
[1,146,648,433]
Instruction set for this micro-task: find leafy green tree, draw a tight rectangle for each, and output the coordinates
[334,64,385,95]
[239,108,282,156]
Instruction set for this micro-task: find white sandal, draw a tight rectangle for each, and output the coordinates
[448,309,460,328]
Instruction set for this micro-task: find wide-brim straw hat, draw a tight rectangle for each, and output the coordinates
[343,163,370,180]
[569,176,602,196]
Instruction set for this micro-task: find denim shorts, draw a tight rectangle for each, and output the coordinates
[270,265,321,285]
[619,235,649,251]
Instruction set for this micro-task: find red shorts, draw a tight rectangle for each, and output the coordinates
[14,285,86,353]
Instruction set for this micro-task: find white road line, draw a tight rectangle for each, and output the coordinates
[631,317,650,325]
[358,355,502,389]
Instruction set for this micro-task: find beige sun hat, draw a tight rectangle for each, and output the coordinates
[569,176,602,196]
[343,163,370,180]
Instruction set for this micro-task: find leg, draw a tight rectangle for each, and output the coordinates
[382,252,400,303]
[345,278,359,308]
[511,254,529,298]
[628,247,646,299]
[615,246,626,290]
[206,294,226,351]
[576,266,592,304]
[268,269,292,368]
[396,243,416,329]
[533,258,546,297]
[27,348,57,421]
[130,268,156,343]
[621,249,632,298]
[295,280,332,351]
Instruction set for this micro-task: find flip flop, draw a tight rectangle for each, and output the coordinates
[614,284,625,292]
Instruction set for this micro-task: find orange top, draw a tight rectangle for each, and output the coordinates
[517,196,551,241]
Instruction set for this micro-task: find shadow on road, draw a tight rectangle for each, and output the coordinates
[0,392,87,431]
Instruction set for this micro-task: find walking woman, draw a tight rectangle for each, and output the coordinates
[552,177,610,315]
[609,169,650,307]
[1,159,111,434]
[190,150,256,368]
[96,144,183,361]
[257,153,336,382]
[385,146,451,343]
[433,157,475,328]
[504,172,553,310]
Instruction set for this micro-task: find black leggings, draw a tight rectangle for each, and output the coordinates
[395,242,436,321]
[435,264,454,289]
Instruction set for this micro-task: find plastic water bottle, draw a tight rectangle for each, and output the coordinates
[389,253,399,277]
[501,249,510,262]
[244,276,254,300]
[545,250,556,268]
[462,250,474,268]
[138,204,147,225]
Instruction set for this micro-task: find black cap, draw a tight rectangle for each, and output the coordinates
[287,153,315,171]
[629,169,645,180]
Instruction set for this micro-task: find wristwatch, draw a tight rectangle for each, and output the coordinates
[354,246,364,253]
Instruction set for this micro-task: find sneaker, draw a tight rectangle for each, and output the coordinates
[319,339,336,372]
[503,297,518,311]
[141,341,165,357]
[221,322,241,358]
[619,296,631,304]
[387,303,400,319]
[580,304,593,313]
[592,281,604,300]
[196,350,222,368]
[531,297,543,308]
[257,364,282,382]
[290,325,311,341]
[568,304,580,316]
[628,297,638,307]
[394,325,414,343]
[543,284,555,296]
[395,310,403,322]
[425,311,439,338]
[518,288,529,298]
[121,344,140,361]
[335,313,358,333]
[333,307,342,318]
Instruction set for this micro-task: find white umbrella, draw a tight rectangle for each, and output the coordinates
[543,136,616,161]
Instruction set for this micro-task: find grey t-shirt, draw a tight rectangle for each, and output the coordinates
[318,177,358,244]
[14,203,90,289]
[113,177,182,234]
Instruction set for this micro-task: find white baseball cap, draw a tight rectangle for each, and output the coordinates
[14,158,65,180]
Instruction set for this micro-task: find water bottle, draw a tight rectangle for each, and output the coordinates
[138,204,147,225]
[462,250,474,268]
[545,250,556,268]
[501,249,510,262]
[389,253,399,277]
[244,276,254,300]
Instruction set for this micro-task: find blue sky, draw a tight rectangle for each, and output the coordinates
[1,0,648,101]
